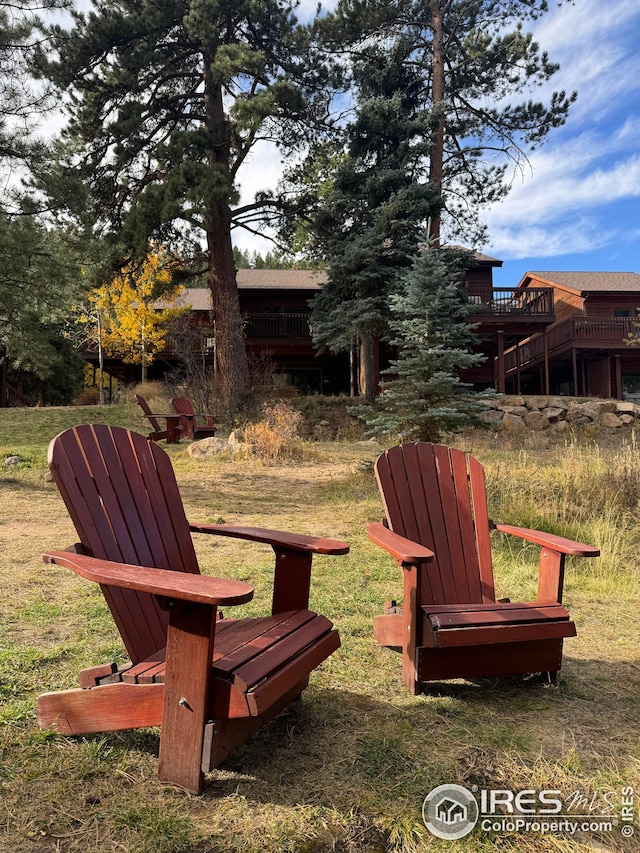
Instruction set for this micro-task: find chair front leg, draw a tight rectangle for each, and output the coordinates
[537,548,566,603]
[271,547,312,613]
[401,563,422,695]
[158,600,217,794]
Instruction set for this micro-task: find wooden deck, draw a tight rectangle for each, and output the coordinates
[504,317,639,374]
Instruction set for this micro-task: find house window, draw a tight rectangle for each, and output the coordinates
[622,375,640,403]
[614,309,631,317]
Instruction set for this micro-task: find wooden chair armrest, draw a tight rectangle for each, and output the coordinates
[493,524,600,557]
[43,551,254,606]
[189,523,349,555]
[367,522,435,564]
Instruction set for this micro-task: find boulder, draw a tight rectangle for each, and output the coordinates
[568,401,615,422]
[616,401,636,415]
[526,396,549,410]
[502,413,525,431]
[187,437,229,458]
[620,414,635,425]
[600,412,623,428]
[547,396,567,410]
[541,406,566,422]
[477,409,503,425]
[523,411,550,430]
[502,405,528,416]
[565,404,585,423]
[227,429,246,449]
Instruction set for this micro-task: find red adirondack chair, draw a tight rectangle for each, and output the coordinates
[134,394,183,443]
[368,443,599,694]
[38,424,348,793]
[171,396,217,439]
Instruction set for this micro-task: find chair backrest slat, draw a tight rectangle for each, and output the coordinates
[171,397,195,417]
[467,454,495,601]
[48,424,201,662]
[375,443,496,607]
[135,394,163,435]
[171,397,195,437]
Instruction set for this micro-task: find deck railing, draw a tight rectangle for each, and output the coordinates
[466,287,553,316]
[504,316,639,371]
[243,313,311,339]
[2,382,29,407]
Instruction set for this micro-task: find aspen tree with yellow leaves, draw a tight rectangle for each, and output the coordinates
[80,248,189,393]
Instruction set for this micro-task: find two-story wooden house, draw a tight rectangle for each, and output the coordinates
[71,262,640,405]
[178,269,349,395]
[502,272,640,400]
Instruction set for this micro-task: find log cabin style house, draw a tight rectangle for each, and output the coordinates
[502,272,640,401]
[3,259,638,406]
[76,263,640,403]
[159,264,640,401]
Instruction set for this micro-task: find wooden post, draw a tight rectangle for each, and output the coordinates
[572,348,578,396]
[272,548,312,613]
[543,331,550,395]
[497,330,505,393]
[537,549,566,603]
[615,354,623,400]
[401,564,421,694]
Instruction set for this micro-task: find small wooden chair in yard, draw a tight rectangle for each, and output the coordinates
[171,396,217,440]
[368,443,600,695]
[38,424,348,793]
[134,394,183,443]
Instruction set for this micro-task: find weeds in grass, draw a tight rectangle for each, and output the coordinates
[243,401,308,461]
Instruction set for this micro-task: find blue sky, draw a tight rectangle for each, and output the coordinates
[235,0,640,286]
[481,0,640,286]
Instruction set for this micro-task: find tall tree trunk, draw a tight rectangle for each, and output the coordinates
[359,333,377,403]
[428,0,446,246]
[207,213,249,413]
[203,50,250,412]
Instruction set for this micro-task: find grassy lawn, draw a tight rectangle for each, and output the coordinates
[0,404,638,852]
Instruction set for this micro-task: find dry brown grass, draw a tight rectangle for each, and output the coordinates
[0,406,638,852]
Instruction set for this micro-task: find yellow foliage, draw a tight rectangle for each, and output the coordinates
[83,245,189,370]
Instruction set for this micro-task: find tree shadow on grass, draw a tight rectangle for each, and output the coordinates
[198,653,639,807]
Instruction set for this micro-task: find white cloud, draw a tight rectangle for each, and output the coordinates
[488,217,615,259]
[481,0,640,262]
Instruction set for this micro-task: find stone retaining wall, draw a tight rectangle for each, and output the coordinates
[478,396,640,432]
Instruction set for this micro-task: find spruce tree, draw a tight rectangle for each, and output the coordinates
[360,248,484,441]
[308,38,438,402]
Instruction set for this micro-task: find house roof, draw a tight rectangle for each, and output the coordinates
[178,269,326,310]
[236,269,326,289]
[443,246,503,266]
[521,271,640,293]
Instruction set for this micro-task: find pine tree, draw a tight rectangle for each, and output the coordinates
[36,0,334,411]
[321,0,576,246]
[360,248,485,441]
[0,0,69,213]
[0,213,84,385]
